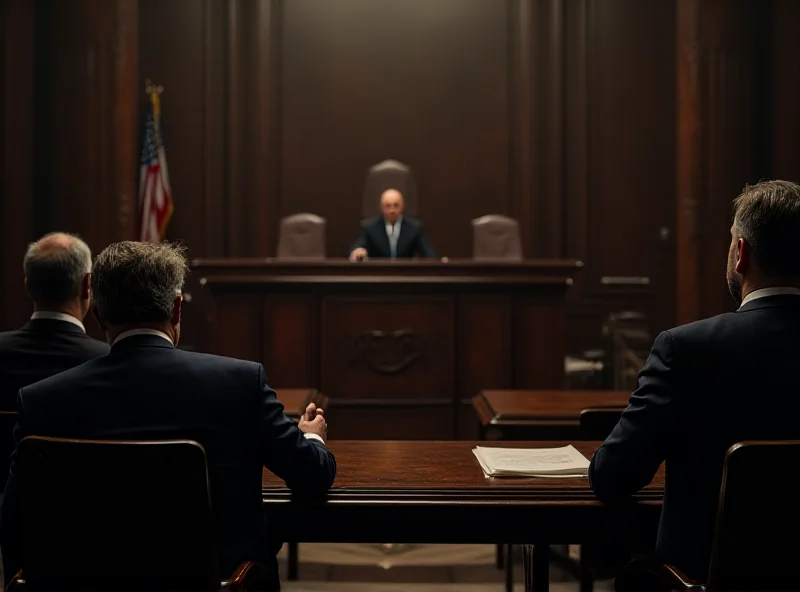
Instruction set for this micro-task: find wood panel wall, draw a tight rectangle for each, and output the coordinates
[0,0,794,357]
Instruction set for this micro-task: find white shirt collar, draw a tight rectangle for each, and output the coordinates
[30,311,85,333]
[740,287,800,307]
[112,328,174,346]
[385,216,403,236]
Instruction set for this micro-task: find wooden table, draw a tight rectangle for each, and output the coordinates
[277,388,329,421]
[192,258,581,440]
[262,440,663,592]
[473,390,630,440]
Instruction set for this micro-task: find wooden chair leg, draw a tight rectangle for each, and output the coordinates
[496,543,505,569]
[505,544,514,592]
[288,541,299,580]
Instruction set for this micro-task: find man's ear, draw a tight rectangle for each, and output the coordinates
[735,238,750,274]
[91,306,107,332]
[24,277,31,298]
[81,273,91,300]
[171,295,183,327]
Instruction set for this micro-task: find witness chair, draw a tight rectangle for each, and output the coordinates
[7,436,270,591]
[363,159,419,218]
[277,213,326,259]
[616,440,800,592]
[471,215,522,260]
[579,407,625,440]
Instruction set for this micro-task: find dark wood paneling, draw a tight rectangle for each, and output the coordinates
[0,1,35,330]
[564,0,676,349]
[457,296,512,400]
[281,0,513,258]
[262,296,315,387]
[676,0,770,325]
[32,0,138,253]
[321,297,454,400]
[772,0,800,183]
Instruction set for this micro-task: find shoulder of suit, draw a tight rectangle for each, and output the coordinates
[661,309,747,350]
[172,348,261,372]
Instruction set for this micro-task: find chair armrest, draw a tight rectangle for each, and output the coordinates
[220,561,271,591]
[6,570,25,591]
[659,563,705,591]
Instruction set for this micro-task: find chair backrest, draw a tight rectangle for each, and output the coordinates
[0,411,17,492]
[363,160,418,218]
[579,407,624,440]
[277,213,326,259]
[705,441,800,591]
[471,215,522,260]
[15,437,220,591]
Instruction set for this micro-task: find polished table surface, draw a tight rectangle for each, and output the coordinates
[262,440,662,592]
[473,390,630,440]
[276,388,328,420]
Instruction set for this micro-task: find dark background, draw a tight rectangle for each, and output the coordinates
[2,0,799,354]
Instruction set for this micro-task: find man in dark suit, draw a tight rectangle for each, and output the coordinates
[0,241,335,591]
[0,232,110,412]
[589,180,800,583]
[349,188,436,260]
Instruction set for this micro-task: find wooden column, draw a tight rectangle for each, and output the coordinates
[676,0,771,324]
[0,1,35,329]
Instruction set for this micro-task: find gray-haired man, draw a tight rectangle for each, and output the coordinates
[1,241,334,590]
[0,232,109,413]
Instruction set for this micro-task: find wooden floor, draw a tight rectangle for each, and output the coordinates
[277,544,615,591]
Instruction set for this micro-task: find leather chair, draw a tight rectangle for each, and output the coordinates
[471,215,522,260]
[616,441,800,592]
[277,213,326,259]
[7,436,270,591]
[363,159,418,218]
[579,407,625,441]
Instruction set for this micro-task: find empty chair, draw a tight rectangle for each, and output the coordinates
[277,213,326,259]
[471,215,522,260]
[363,160,418,218]
[6,437,270,591]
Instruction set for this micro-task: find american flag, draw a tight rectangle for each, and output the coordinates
[138,86,173,243]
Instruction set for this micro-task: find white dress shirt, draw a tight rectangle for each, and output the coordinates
[31,311,85,333]
[110,327,325,444]
[740,286,800,308]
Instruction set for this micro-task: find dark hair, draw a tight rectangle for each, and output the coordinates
[23,233,92,305]
[733,180,800,278]
[91,241,188,326]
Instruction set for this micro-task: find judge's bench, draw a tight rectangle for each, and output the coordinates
[190,258,581,440]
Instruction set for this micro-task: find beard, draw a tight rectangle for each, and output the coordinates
[726,250,743,305]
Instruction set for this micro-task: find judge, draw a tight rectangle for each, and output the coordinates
[349,189,436,261]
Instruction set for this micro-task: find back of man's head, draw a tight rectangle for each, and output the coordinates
[733,180,800,279]
[91,241,188,327]
[23,233,92,308]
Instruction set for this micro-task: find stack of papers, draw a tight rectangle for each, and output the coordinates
[472,445,590,478]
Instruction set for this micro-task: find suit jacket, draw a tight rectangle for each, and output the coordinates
[350,216,436,259]
[589,294,800,580]
[0,334,336,587]
[0,318,110,412]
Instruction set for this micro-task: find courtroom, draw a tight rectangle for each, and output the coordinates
[1,1,799,591]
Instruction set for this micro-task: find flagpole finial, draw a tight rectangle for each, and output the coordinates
[144,79,164,96]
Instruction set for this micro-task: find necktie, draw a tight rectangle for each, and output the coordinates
[389,224,397,260]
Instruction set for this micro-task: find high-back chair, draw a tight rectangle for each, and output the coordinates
[277,213,326,259]
[7,436,269,591]
[616,440,800,591]
[362,159,418,218]
[471,215,522,260]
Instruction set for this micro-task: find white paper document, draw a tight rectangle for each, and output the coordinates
[472,445,590,478]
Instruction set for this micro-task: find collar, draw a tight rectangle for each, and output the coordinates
[112,328,174,347]
[31,311,85,333]
[385,216,403,234]
[740,287,800,308]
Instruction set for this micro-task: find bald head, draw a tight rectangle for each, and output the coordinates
[23,232,92,312]
[380,189,404,224]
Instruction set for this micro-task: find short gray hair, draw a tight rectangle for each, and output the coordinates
[91,241,188,326]
[733,180,800,278]
[23,232,92,305]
